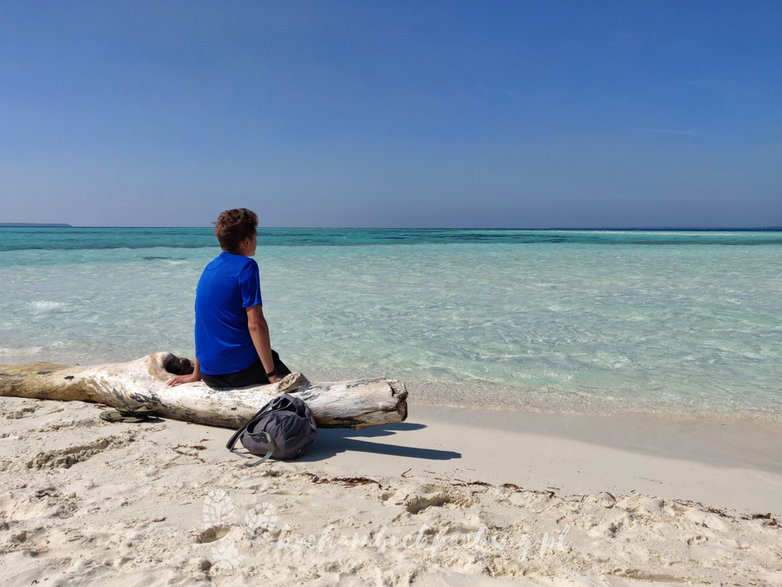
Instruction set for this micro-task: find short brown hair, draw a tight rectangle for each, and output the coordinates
[214,208,258,252]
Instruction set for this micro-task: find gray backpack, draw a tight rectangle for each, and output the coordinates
[226,394,317,466]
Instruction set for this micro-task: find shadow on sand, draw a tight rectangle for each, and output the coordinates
[297,421,461,462]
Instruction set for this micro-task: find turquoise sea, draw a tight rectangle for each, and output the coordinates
[1,227,780,419]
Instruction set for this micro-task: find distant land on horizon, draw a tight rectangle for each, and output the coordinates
[0,223,73,228]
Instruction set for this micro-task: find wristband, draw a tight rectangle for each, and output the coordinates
[265,369,278,378]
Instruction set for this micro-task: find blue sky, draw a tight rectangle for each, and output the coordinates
[1,1,780,227]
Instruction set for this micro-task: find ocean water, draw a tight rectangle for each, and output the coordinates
[1,227,780,419]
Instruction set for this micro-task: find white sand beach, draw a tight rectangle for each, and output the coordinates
[1,395,780,586]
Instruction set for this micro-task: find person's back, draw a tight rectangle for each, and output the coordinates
[168,208,290,389]
[195,251,262,376]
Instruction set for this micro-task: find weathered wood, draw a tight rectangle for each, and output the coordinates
[0,352,408,429]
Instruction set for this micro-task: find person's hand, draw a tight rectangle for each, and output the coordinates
[268,374,283,384]
[167,372,201,387]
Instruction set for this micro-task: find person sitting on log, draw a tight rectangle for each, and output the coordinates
[167,208,291,388]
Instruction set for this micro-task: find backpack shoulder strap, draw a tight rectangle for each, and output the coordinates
[225,401,271,452]
[225,423,247,453]
[226,399,281,466]
[235,430,276,467]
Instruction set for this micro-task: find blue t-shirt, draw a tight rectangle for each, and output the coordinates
[195,251,263,375]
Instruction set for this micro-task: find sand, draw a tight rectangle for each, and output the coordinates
[1,396,781,586]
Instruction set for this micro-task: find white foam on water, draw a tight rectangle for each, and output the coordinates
[29,300,65,311]
[0,346,44,355]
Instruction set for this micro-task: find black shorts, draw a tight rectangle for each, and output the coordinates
[201,350,291,389]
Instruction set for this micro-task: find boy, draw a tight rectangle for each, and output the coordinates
[168,208,290,388]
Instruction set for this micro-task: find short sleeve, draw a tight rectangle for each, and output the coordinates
[238,260,263,308]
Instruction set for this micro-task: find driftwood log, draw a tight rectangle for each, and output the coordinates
[0,352,408,429]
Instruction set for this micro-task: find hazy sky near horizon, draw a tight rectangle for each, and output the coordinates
[1,1,780,228]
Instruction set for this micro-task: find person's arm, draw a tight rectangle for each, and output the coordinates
[246,304,282,383]
[167,358,202,386]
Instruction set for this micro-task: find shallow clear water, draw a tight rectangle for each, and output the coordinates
[1,227,780,418]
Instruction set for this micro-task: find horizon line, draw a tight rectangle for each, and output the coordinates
[2,224,782,231]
